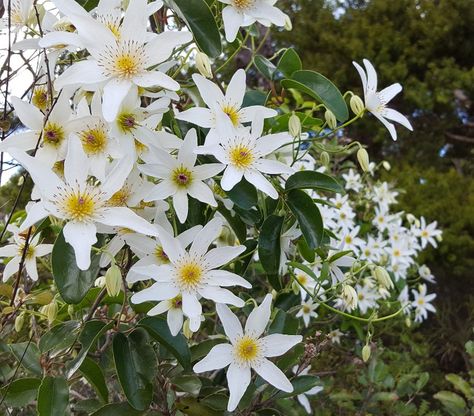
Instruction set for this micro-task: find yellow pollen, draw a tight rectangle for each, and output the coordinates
[172,166,193,188]
[118,227,134,235]
[43,122,65,147]
[107,23,121,38]
[235,336,259,362]
[64,192,95,221]
[229,145,254,169]
[107,188,130,207]
[358,293,364,300]
[421,230,429,237]
[115,54,139,78]
[340,212,347,219]
[345,236,353,244]
[154,245,169,263]
[134,140,148,154]
[118,113,137,133]
[18,243,35,260]
[302,305,311,314]
[417,298,425,305]
[393,249,401,257]
[32,87,48,111]
[233,0,254,10]
[80,128,108,155]
[177,262,203,288]
[297,274,307,285]
[221,104,240,126]
[170,295,182,309]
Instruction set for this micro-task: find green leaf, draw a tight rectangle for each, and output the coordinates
[225,178,258,210]
[9,342,42,377]
[51,230,102,304]
[277,48,302,78]
[285,171,344,193]
[242,90,269,107]
[297,238,315,263]
[266,112,322,133]
[445,374,473,399]
[75,0,99,11]
[0,377,41,407]
[287,261,318,282]
[191,338,227,362]
[286,189,324,249]
[39,321,81,354]
[258,215,284,289]
[80,357,109,403]
[281,70,349,121]
[276,375,321,398]
[268,308,299,335]
[138,316,191,371]
[434,391,467,416]
[234,239,258,276]
[113,330,156,411]
[66,320,114,379]
[167,0,221,57]
[91,403,145,416]
[254,55,277,80]
[37,376,69,416]
[172,375,202,395]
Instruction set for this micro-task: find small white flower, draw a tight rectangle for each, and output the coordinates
[296,298,318,327]
[353,59,413,140]
[411,284,436,323]
[413,217,442,249]
[419,265,436,283]
[342,169,362,193]
[292,366,323,414]
[194,294,302,411]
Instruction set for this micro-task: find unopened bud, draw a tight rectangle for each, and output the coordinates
[105,264,122,297]
[436,234,443,243]
[406,213,416,224]
[320,151,330,167]
[373,266,393,289]
[405,317,412,328]
[357,148,370,172]
[289,112,301,137]
[195,52,212,79]
[362,344,371,362]
[183,319,193,339]
[94,275,106,288]
[15,313,25,332]
[342,284,358,310]
[284,15,292,31]
[292,280,300,295]
[350,94,365,115]
[324,109,337,130]
[68,305,74,318]
[382,161,391,171]
[42,301,58,324]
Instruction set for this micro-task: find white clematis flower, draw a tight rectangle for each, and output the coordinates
[411,284,436,323]
[130,218,250,332]
[9,136,158,270]
[353,59,413,140]
[175,69,277,145]
[194,294,302,412]
[218,0,289,43]
[140,129,224,223]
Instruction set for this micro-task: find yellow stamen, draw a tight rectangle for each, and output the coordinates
[235,336,260,362]
[43,122,65,148]
[107,188,130,207]
[221,104,240,126]
[80,127,108,155]
[233,0,255,10]
[64,192,95,221]
[171,166,193,188]
[229,145,254,169]
[177,261,203,288]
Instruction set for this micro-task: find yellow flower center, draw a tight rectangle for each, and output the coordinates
[43,122,65,148]
[154,245,169,263]
[421,230,429,238]
[221,104,240,126]
[63,191,96,221]
[80,127,108,155]
[345,236,353,244]
[302,305,311,314]
[115,54,140,78]
[107,188,130,207]
[340,212,347,219]
[172,166,193,188]
[106,22,121,38]
[229,145,254,169]
[18,243,35,259]
[233,0,255,10]
[177,261,203,289]
[297,274,307,285]
[358,293,364,301]
[235,336,260,362]
[417,298,425,305]
[393,249,401,257]
[170,295,182,309]
[32,87,48,111]
[117,113,137,133]
[134,139,148,154]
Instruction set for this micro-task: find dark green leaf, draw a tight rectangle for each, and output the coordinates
[217,203,247,243]
[282,70,349,121]
[266,112,322,133]
[138,316,191,371]
[167,0,221,57]
[190,338,226,362]
[91,403,145,416]
[277,48,302,78]
[287,189,324,249]
[234,239,257,276]
[242,90,269,107]
[75,0,99,11]
[51,230,102,304]
[80,357,109,403]
[9,342,42,377]
[172,375,202,395]
[254,55,277,80]
[268,308,299,335]
[0,377,41,407]
[39,321,80,354]
[288,261,318,281]
[285,171,344,193]
[297,238,315,263]
[258,215,284,289]
[276,375,322,398]
[37,376,69,416]
[225,178,258,210]
[113,330,155,411]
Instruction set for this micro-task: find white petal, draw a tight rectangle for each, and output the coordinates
[352,61,367,98]
[154,225,185,263]
[55,60,107,90]
[372,112,397,141]
[102,79,133,122]
[0,131,39,152]
[216,302,243,343]
[39,31,84,49]
[144,31,192,67]
[193,343,233,372]
[255,132,292,155]
[147,300,171,316]
[192,73,224,108]
[145,181,176,201]
[133,71,180,91]
[245,293,272,338]
[378,83,402,103]
[190,217,222,256]
[63,221,97,270]
[19,203,50,230]
[252,3,287,25]
[131,282,179,303]
[243,169,278,199]
[260,334,302,357]
[178,129,197,167]
[181,292,202,318]
[24,258,38,281]
[99,207,157,236]
[199,286,244,307]
[172,191,189,223]
[226,69,246,107]
[0,244,19,257]
[3,257,20,281]
[253,159,293,175]
[226,364,251,412]
[383,108,413,131]
[121,0,148,43]
[175,108,214,128]
[222,6,244,43]
[101,156,134,198]
[253,358,293,392]
[363,59,378,92]
[187,181,217,207]
[204,245,246,269]
[193,163,225,180]
[239,105,277,123]
[64,136,89,187]
[221,165,243,191]
[10,97,43,130]
[207,270,251,288]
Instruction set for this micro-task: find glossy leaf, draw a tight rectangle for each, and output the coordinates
[138,316,191,370]
[217,203,247,243]
[282,70,349,121]
[285,171,344,193]
[167,0,221,57]
[80,357,109,403]
[277,48,302,78]
[91,403,145,416]
[9,342,42,377]
[51,230,102,304]
[242,90,268,107]
[0,377,41,407]
[258,215,284,289]
[254,55,277,80]
[37,376,69,416]
[39,321,80,354]
[287,189,324,249]
[268,308,299,335]
[76,0,99,11]
[266,111,322,133]
[225,178,258,210]
[113,330,155,411]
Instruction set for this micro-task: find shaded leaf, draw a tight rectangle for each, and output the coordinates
[285,171,344,193]
[80,357,109,403]
[9,342,42,377]
[258,215,284,289]
[0,377,41,408]
[37,376,69,416]
[277,48,302,78]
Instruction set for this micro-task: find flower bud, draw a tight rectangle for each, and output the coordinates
[289,112,301,138]
[183,319,193,339]
[324,109,337,130]
[68,305,75,318]
[195,52,212,79]
[94,275,106,288]
[15,313,25,332]
[436,234,443,243]
[406,213,416,224]
[373,266,393,289]
[105,264,122,297]
[405,317,412,328]
[357,148,370,172]
[42,301,58,324]
[284,15,292,31]
[362,344,371,362]
[320,151,330,167]
[341,284,358,310]
[350,94,365,115]
[382,161,391,171]
[292,280,300,295]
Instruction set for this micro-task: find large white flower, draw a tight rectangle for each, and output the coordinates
[140,129,224,223]
[51,0,191,121]
[0,224,53,282]
[130,218,250,332]
[218,0,289,43]
[194,294,302,411]
[200,119,293,199]
[175,69,277,145]
[353,59,413,140]
[8,136,158,270]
